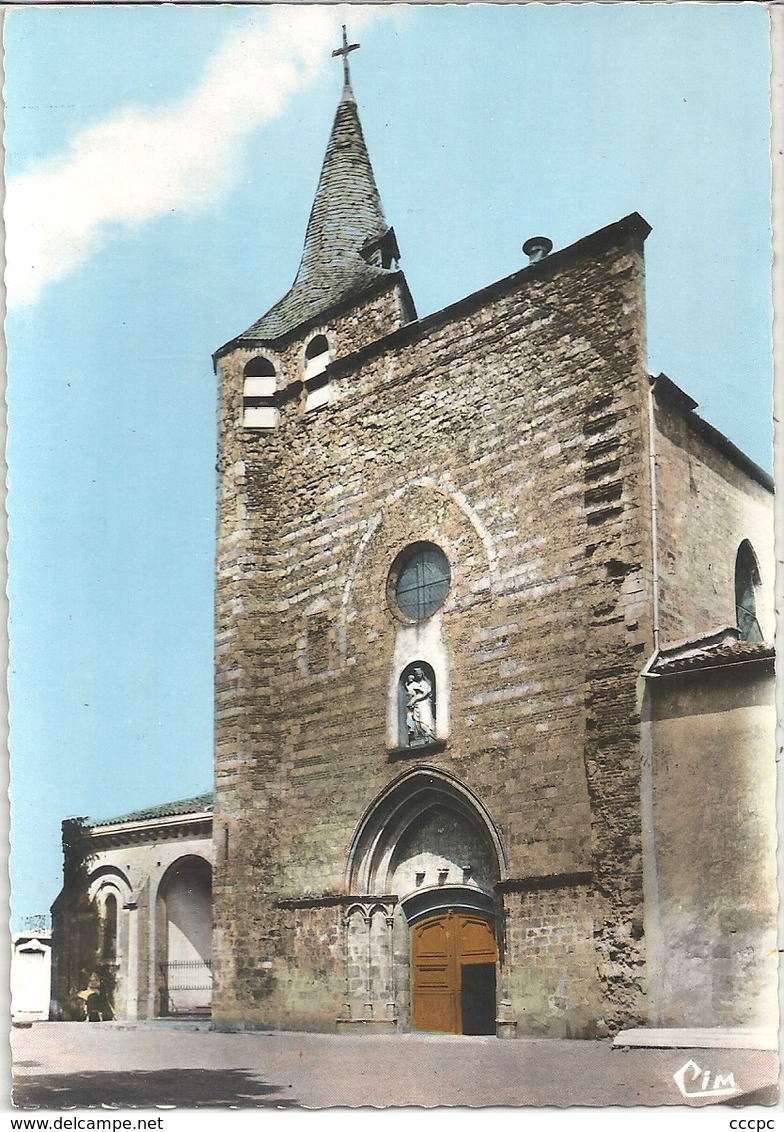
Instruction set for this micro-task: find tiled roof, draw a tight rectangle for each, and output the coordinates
[231,88,404,345]
[89,793,214,829]
[647,631,774,676]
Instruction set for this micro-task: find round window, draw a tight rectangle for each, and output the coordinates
[389,543,451,622]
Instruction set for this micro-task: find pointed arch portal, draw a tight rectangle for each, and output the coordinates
[346,768,506,1033]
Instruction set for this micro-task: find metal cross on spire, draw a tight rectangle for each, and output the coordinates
[332,25,360,91]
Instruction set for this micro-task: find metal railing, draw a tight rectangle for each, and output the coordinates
[159,958,212,1016]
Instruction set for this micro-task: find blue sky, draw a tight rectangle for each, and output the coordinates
[5,3,773,927]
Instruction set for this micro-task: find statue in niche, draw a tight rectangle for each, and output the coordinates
[404,665,436,745]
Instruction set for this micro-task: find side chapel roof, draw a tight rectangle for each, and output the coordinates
[88,792,214,829]
[645,628,774,677]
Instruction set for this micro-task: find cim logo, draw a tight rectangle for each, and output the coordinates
[673,1057,741,1100]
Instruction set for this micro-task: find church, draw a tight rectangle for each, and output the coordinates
[53,32,776,1039]
[208,31,776,1039]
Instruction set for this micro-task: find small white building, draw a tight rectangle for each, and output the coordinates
[11,930,52,1022]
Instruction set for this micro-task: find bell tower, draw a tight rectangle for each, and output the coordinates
[213,26,415,428]
[211,29,416,1027]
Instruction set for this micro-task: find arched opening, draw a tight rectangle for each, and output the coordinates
[735,540,762,643]
[102,893,117,960]
[304,334,330,377]
[244,355,276,381]
[243,355,278,429]
[347,768,506,1034]
[157,856,212,1017]
[304,335,333,411]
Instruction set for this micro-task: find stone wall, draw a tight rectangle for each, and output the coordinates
[501,885,602,1038]
[652,388,774,645]
[213,220,656,1034]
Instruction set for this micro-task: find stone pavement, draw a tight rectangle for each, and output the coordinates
[10,1022,780,1110]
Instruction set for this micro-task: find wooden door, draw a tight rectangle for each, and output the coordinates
[411,912,496,1034]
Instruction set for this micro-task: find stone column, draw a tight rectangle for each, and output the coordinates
[364,913,373,1018]
[124,899,139,1021]
[385,912,396,1021]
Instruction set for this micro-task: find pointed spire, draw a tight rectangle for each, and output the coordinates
[294,94,389,289]
[237,30,406,343]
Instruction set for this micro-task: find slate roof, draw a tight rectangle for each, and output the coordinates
[230,84,405,345]
[89,792,214,829]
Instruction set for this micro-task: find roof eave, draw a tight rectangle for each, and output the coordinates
[86,809,213,840]
[644,644,775,678]
[213,270,413,364]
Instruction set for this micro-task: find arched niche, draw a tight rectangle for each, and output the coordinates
[398,661,437,748]
[156,855,213,1017]
[87,864,133,902]
[84,868,133,1021]
[87,867,133,958]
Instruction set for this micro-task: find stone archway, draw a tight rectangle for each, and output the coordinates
[86,866,133,1021]
[156,855,212,1017]
[346,768,506,1033]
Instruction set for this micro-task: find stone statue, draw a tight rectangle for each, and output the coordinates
[405,667,436,744]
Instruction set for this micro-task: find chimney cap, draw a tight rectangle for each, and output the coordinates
[523,236,553,263]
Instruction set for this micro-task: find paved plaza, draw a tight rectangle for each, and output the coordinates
[10,1022,780,1110]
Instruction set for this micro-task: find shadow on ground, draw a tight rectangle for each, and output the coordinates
[13,1068,297,1109]
[723,1084,780,1107]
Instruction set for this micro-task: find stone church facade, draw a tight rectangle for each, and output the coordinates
[209,42,776,1039]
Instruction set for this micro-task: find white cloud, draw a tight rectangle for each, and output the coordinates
[5,5,384,306]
